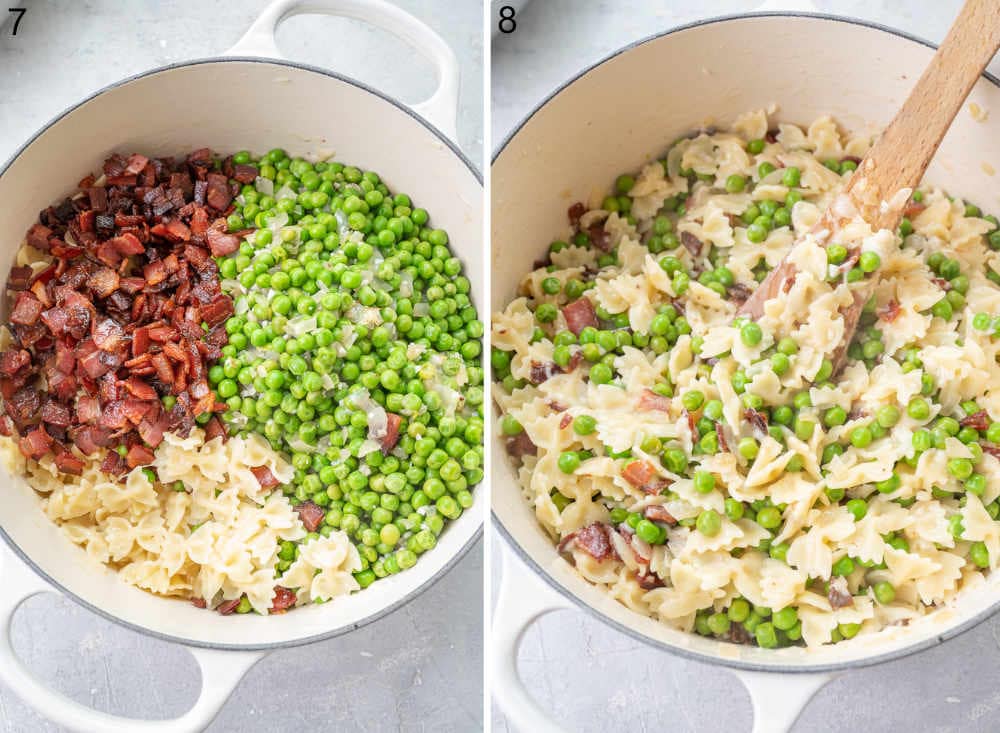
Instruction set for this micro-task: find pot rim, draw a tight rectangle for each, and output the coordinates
[491,10,1000,673]
[0,55,483,652]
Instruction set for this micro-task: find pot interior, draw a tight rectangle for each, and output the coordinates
[492,13,1000,670]
[0,59,483,648]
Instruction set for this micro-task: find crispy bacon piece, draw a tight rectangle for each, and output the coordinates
[205,225,240,257]
[561,297,598,335]
[233,164,259,184]
[19,427,52,459]
[568,202,586,228]
[270,587,297,613]
[728,282,753,306]
[0,349,30,377]
[560,523,614,561]
[638,389,670,412]
[203,415,228,442]
[903,201,926,219]
[643,505,677,525]
[381,413,403,455]
[294,500,326,532]
[981,442,1000,458]
[877,299,902,323]
[191,597,208,609]
[10,292,43,326]
[743,407,769,438]
[26,223,53,250]
[505,432,536,459]
[680,231,704,258]
[7,266,32,291]
[622,460,671,495]
[715,423,730,453]
[528,361,561,385]
[251,465,281,489]
[961,410,990,432]
[126,443,155,468]
[216,598,242,616]
[3,150,242,476]
[586,223,610,251]
[54,450,85,476]
[828,576,854,609]
[559,413,573,429]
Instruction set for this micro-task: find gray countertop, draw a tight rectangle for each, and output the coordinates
[491,1,1000,732]
[0,1,483,731]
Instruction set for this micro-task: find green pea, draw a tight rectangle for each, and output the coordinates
[873,581,896,605]
[696,509,722,537]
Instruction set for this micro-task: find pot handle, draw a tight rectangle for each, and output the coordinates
[225,0,460,141]
[734,669,833,733]
[0,543,263,733]
[492,545,575,733]
[493,543,834,733]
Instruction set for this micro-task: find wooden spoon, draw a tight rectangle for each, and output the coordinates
[736,0,1000,369]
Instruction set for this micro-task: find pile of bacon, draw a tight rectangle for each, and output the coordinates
[0,150,257,476]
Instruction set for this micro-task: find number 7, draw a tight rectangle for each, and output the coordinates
[8,7,25,36]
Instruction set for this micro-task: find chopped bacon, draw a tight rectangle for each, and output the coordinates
[561,297,598,335]
[216,598,242,616]
[2,149,241,476]
[294,501,326,532]
[559,413,573,429]
[505,432,536,459]
[622,460,671,495]
[7,266,32,291]
[903,201,926,219]
[233,164,259,184]
[19,427,53,459]
[528,361,561,385]
[381,412,403,455]
[191,597,208,609]
[828,576,854,609]
[961,410,990,432]
[203,415,228,442]
[638,389,670,412]
[54,450,85,476]
[270,587,297,613]
[877,299,902,323]
[728,282,753,306]
[125,443,155,468]
[563,522,614,561]
[980,442,1000,458]
[205,225,240,256]
[10,292,43,326]
[682,408,697,437]
[743,407,769,438]
[40,400,72,427]
[568,202,586,228]
[643,505,677,525]
[86,268,120,298]
[26,223,53,250]
[0,349,30,377]
[251,465,281,489]
[586,223,610,251]
[680,231,704,257]
[715,423,730,452]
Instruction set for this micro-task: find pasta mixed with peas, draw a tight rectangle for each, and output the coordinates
[493,109,1000,648]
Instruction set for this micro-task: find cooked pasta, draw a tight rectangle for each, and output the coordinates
[0,429,359,614]
[493,110,1000,648]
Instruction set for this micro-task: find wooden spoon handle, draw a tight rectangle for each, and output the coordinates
[844,0,1000,230]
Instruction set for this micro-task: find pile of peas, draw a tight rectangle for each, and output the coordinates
[212,148,483,591]
[497,133,1000,647]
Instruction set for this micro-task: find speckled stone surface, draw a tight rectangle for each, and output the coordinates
[0,2,483,731]
[492,1,1000,732]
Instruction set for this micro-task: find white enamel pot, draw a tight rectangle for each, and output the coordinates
[491,11,1000,733]
[0,1,482,731]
